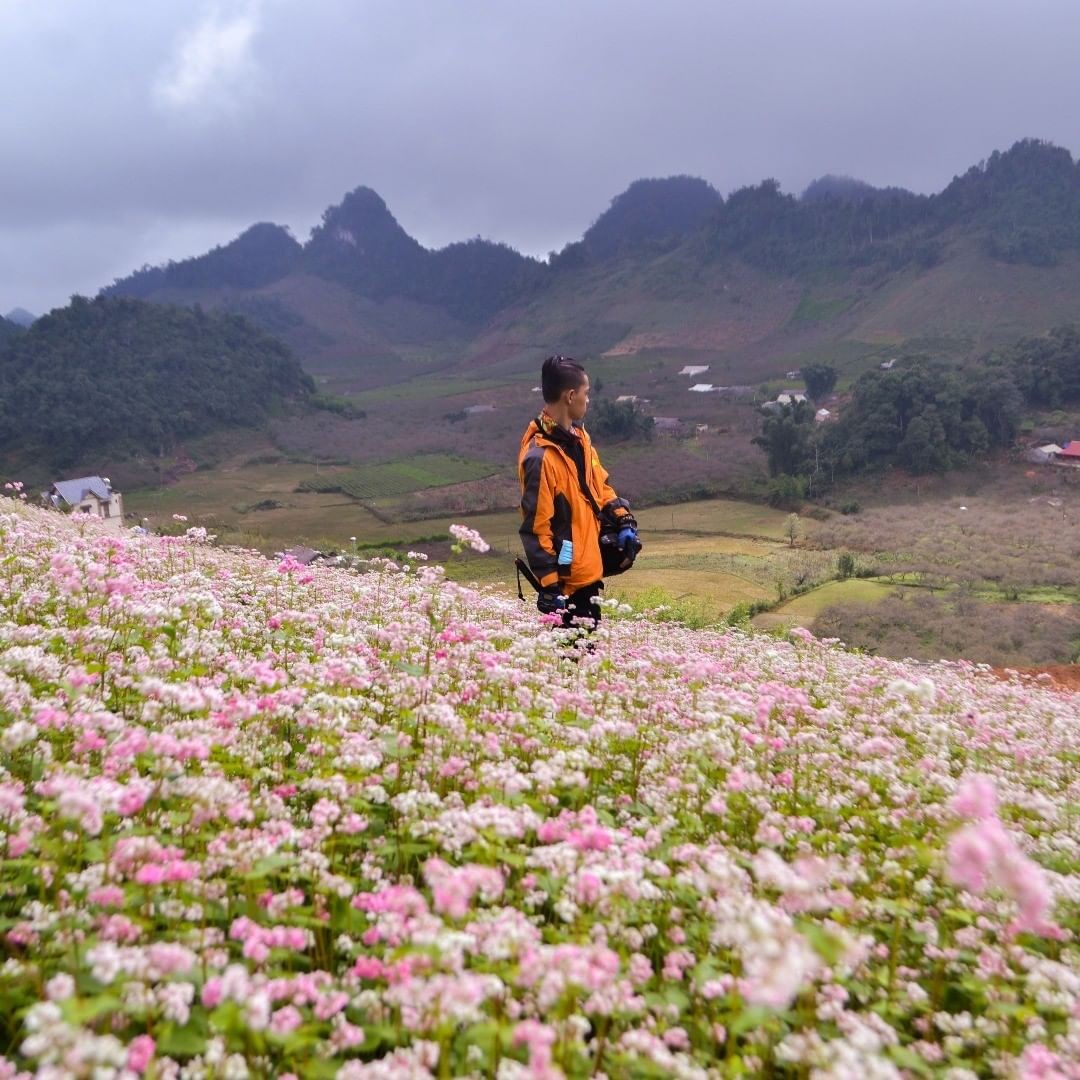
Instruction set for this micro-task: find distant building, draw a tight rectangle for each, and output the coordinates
[1026,443,1063,464]
[651,416,686,436]
[42,476,124,531]
[1054,440,1080,465]
[815,408,832,423]
[689,383,715,393]
[717,385,756,401]
[880,358,898,370]
[678,365,710,376]
[615,395,639,403]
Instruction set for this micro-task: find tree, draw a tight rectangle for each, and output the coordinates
[587,398,654,441]
[898,412,950,474]
[0,296,313,467]
[753,401,815,477]
[785,513,802,547]
[802,363,838,402]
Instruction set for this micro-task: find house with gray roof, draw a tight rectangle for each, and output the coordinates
[42,476,124,531]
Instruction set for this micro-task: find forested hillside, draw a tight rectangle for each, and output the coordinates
[0,296,313,467]
[96,138,1080,394]
[0,315,23,347]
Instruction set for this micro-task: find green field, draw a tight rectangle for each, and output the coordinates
[752,578,896,632]
[297,454,498,500]
[353,377,517,406]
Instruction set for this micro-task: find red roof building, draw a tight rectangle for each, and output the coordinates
[1057,440,1080,458]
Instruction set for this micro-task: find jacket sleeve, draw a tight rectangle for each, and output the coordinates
[519,447,560,588]
[593,449,634,524]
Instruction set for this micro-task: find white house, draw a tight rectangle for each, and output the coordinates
[689,383,716,393]
[678,365,710,376]
[815,408,832,423]
[1026,443,1063,465]
[43,476,124,530]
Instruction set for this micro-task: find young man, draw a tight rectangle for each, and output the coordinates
[518,355,640,628]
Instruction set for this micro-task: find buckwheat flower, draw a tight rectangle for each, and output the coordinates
[449,523,491,554]
[270,1005,302,1038]
[45,973,74,1001]
[951,774,999,820]
[127,1034,155,1075]
[223,1054,251,1079]
[0,721,35,752]
[158,982,195,1025]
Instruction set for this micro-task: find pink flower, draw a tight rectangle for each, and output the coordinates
[117,788,148,816]
[134,864,166,886]
[951,774,998,819]
[271,1006,302,1035]
[126,1035,155,1074]
[1017,1044,1069,1079]
[88,885,125,908]
[947,818,1062,939]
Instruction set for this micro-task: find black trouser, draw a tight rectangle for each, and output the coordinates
[562,581,603,630]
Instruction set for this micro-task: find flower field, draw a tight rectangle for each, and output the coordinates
[0,503,1077,1079]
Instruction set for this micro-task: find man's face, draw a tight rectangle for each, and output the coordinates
[567,376,590,422]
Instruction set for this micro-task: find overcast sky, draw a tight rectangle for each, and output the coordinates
[4,0,1080,314]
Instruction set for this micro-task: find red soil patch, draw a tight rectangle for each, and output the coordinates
[990,665,1080,692]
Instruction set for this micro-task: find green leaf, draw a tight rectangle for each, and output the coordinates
[730,1005,775,1036]
[796,919,846,965]
[244,853,294,880]
[65,995,124,1024]
[156,1022,208,1058]
[888,1045,933,1077]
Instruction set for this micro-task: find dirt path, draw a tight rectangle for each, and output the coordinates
[990,665,1080,692]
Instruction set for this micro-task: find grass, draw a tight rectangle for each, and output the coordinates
[353,377,517,406]
[297,455,499,500]
[788,291,856,325]
[751,578,896,632]
[632,498,794,540]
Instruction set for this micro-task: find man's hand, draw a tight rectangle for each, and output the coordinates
[537,587,567,615]
[618,526,642,558]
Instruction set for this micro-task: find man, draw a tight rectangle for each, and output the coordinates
[518,355,640,629]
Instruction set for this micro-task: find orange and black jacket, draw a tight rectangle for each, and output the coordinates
[518,412,633,594]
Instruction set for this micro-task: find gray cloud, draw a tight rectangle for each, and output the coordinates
[4,0,1080,312]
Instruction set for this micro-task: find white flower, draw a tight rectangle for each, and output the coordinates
[449,523,491,553]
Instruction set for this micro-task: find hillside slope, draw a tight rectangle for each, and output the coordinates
[0,501,1075,1076]
[100,140,1080,399]
[0,295,313,469]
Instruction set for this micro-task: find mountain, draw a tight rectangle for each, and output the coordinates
[4,307,36,327]
[554,175,723,266]
[105,223,302,298]
[100,138,1080,398]
[0,295,313,469]
[0,315,24,346]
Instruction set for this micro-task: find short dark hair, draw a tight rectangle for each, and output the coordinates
[541,355,587,404]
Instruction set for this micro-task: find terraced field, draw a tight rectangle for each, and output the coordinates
[297,454,499,499]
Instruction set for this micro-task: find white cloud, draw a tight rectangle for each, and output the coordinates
[154,2,262,112]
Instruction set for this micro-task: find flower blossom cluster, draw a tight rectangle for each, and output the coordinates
[0,500,1075,1078]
